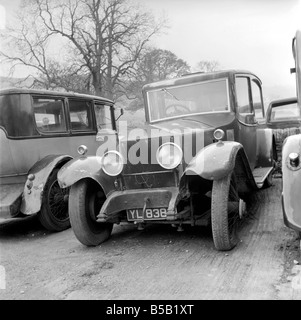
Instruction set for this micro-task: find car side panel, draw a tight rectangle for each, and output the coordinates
[282,134,301,231]
[7,135,100,175]
[256,128,276,167]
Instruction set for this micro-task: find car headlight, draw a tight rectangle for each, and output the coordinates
[101,151,124,176]
[156,142,183,170]
[287,152,301,170]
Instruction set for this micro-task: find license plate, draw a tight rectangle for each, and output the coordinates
[127,208,167,221]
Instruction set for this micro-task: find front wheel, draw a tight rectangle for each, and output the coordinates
[211,173,241,251]
[68,179,113,246]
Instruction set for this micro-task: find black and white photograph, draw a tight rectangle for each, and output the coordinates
[0,0,301,302]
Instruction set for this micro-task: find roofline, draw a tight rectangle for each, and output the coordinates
[267,97,298,111]
[268,97,297,104]
[0,87,114,104]
[142,69,261,91]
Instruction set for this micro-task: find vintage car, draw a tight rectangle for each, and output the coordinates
[58,69,277,251]
[282,30,301,237]
[266,97,300,172]
[0,88,118,231]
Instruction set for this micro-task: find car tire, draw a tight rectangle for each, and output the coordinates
[68,179,113,246]
[38,168,70,231]
[211,173,240,251]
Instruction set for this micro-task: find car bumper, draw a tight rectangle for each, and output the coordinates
[97,187,180,222]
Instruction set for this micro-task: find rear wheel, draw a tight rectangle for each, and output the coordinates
[211,173,241,251]
[69,179,113,246]
[38,168,70,231]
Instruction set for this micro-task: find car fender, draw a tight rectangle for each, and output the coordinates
[183,141,246,180]
[20,154,73,215]
[282,134,301,232]
[181,141,257,196]
[57,156,116,196]
[256,128,276,167]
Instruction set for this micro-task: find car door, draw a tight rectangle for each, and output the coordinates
[234,75,258,170]
[94,102,119,155]
[66,98,99,156]
[8,94,70,174]
[66,98,117,156]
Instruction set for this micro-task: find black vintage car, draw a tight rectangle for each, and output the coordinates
[266,97,300,170]
[58,70,277,250]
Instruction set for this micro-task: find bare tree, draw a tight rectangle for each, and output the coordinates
[126,48,191,111]
[0,2,54,89]
[195,60,221,73]
[0,0,166,98]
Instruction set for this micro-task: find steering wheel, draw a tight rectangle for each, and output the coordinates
[165,104,190,115]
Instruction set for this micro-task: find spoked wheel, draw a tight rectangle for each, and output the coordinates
[68,179,113,246]
[39,168,70,231]
[211,172,242,251]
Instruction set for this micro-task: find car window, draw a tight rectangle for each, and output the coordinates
[94,103,113,130]
[251,80,264,120]
[69,99,94,131]
[271,103,301,121]
[33,97,67,133]
[0,94,39,137]
[236,77,252,114]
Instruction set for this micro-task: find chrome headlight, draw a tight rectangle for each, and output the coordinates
[156,142,183,170]
[101,151,124,176]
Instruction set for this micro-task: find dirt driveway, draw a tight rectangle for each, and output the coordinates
[0,178,300,300]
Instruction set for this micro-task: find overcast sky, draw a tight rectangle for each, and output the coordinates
[0,0,301,92]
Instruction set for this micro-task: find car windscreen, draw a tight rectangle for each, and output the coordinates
[146,78,230,122]
[270,102,301,122]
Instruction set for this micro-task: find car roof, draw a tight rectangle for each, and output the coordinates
[268,97,297,106]
[0,87,114,104]
[142,69,261,91]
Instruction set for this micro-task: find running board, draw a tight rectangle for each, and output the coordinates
[252,167,273,188]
